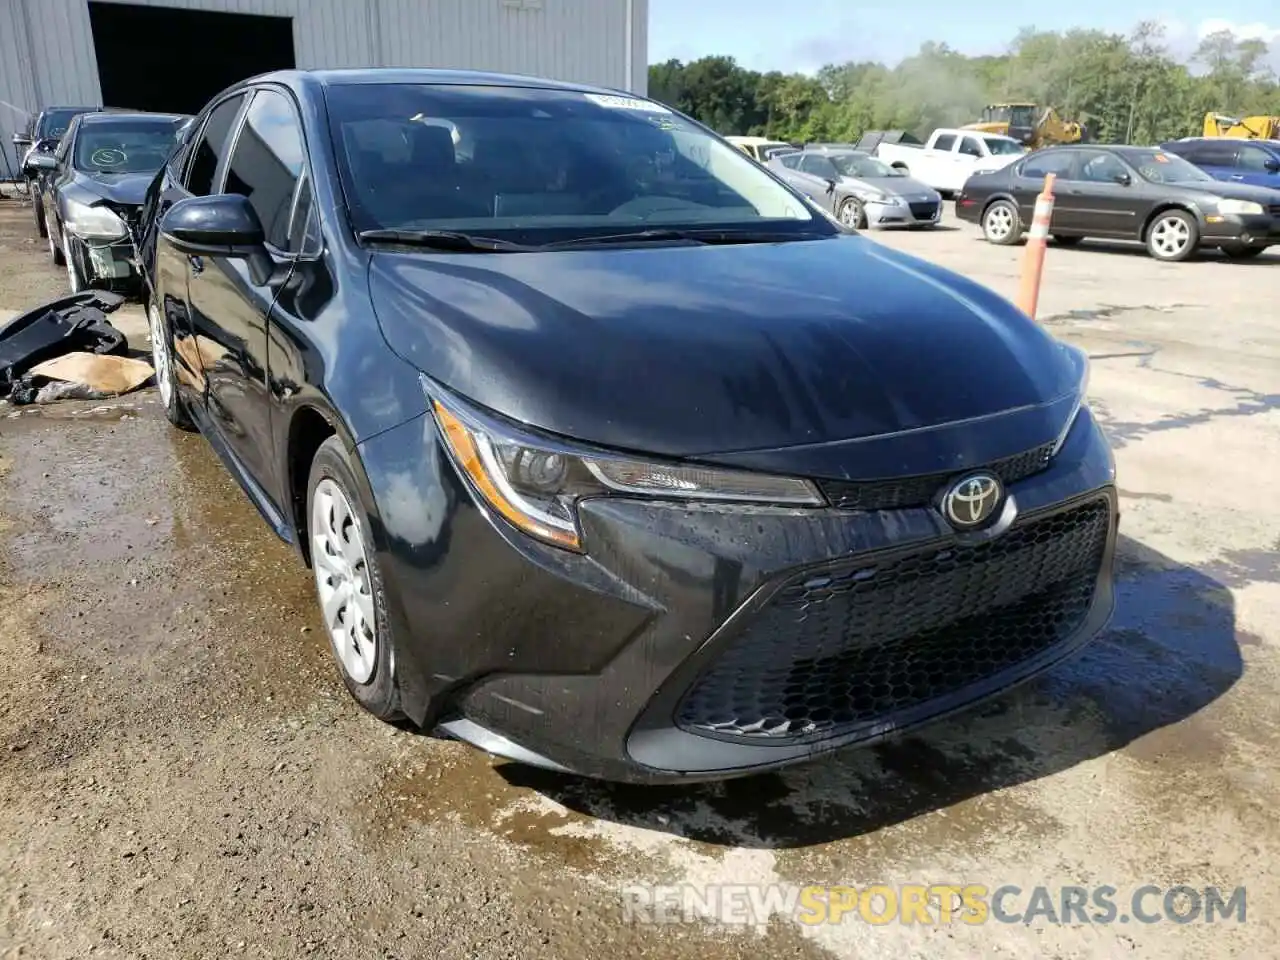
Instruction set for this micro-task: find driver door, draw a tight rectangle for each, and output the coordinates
[795,154,840,212]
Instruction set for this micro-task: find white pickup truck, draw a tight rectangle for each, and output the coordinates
[874,128,1026,195]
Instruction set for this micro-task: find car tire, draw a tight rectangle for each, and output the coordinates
[49,229,65,266]
[64,238,85,293]
[1052,235,1082,246]
[1145,210,1198,262]
[306,436,404,723]
[982,200,1022,245]
[838,197,866,229]
[1221,245,1264,261]
[147,297,195,431]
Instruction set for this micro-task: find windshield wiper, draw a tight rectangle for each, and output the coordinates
[358,229,530,252]
[540,228,818,250]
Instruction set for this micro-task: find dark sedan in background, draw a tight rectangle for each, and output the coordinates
[957,144,1280,261]
[28,110,188,292]
[141,68,1116,783]
[14,105,100,237]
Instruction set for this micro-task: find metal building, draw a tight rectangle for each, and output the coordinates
[1,0,648,174]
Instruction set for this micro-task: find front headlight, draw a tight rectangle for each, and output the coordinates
[1217,198,1264,216]
[1052,343,1091,456]
[428,384,824,552]
[64,198,126,240]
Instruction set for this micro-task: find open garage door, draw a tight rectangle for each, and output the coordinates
[88,2,296,115]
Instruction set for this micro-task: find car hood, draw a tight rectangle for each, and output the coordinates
[369,235,1081,476]
[846,174,938,198]
[72,170,153,207]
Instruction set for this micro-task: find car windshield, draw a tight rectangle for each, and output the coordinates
[38,108,87,140]
[1120,149,1215,184]
[830,154,900,178]
[73,119,184,174]
[984,138,1025,156]
[324,83,827,241]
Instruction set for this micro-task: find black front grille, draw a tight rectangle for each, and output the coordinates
[676,497,1111,742]
[909,201,940,220]
[818,442,1054,513]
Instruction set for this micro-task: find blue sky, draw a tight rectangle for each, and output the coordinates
[648,0,1280,73]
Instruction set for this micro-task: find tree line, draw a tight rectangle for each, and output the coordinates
[647,23,1280,146]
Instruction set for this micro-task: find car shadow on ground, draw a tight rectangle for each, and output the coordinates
[499,533,1244,848]
[1051,239,1276,264]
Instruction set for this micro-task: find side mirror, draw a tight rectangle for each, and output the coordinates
[161,194,273,285]
[1113,172,1132,186]
[24,153,56,175]
[824,177,837,193]
[1265,159,1280,173]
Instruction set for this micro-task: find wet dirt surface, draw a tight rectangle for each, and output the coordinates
[2,191,1278,958]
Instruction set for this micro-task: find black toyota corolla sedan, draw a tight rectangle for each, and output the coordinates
[139,69,1117,783]
[957,144,1280,261]
[29,110,188,292]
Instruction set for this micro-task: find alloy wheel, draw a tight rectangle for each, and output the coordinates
[1150,216,1191,259]
[839,198,864,228]
[311,478,379,685]
[985,205,1014,241]
[65,240,81,292]
[147,304,174,410]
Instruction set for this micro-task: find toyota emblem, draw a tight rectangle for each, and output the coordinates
[942,473,1003,529]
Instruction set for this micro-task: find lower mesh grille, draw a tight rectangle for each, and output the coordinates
[909,201,940,220]
[676,497,1111,742]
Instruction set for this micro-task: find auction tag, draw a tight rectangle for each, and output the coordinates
[584,93,670,113]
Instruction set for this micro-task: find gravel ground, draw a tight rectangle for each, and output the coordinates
[1,189,1277,959]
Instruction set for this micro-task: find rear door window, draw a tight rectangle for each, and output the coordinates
[933,134,957,152]
[1186,141,1238,168]
[1020,151,1077,180]
[185,94,247,196]
[959,136,984,158]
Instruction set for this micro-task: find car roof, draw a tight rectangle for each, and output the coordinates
[250,67,629,96]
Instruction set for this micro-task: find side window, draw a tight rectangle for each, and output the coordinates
[779,153,801,169]
[1189,142,1237,167]
[1237,146,1277,172]
[1078,152,1129,183]
[959,137,984,158]
[54,127,74,163]
[933,134,957,152]
[800,155,835,178]
[1021,151,1076,180]
[222,89,306,250]
[185,94,247,196]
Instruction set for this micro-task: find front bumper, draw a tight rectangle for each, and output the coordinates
[866,197,943,228]
[360,406,1118,783]
[1201,210,1280,248]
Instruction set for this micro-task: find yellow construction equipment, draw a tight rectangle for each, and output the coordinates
[963,103,1088,148]
[1202,112,1280,139]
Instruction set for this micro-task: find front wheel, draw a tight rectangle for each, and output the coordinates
[64,238,85,293]
[307,437,404,722]
[838,196,866,229]
[49,229,64,265]
[982,200,1023,245]
[1145,210,1198,262]
[1222,245,1264,261]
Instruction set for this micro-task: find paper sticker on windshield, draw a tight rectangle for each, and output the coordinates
[585,93,670,113]
[1154,153,1169,162]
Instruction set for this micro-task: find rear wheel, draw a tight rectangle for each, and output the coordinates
[982,200,1022,245]
[1145,210,1198,262]
[148,297,194,430]
[307,437,403,722]
[1222,245,1264,260]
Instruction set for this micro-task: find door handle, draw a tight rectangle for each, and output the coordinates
[1229,174,1245,180]
[189,255,204,274]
